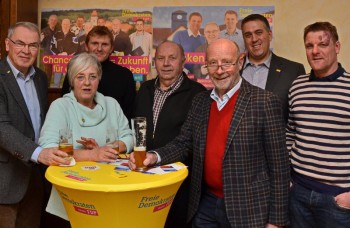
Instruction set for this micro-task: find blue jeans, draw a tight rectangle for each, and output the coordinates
[289,183,350,228]
[192,192,231,228]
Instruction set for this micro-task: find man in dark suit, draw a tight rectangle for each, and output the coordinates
[111,18,132,56]
[0,22,70,227]
[240,14,306,122]
[129,39,290,227]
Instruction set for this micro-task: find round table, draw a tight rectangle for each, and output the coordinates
[45,161,188,228]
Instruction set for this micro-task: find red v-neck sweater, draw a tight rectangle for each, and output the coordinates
[204,90,239,198]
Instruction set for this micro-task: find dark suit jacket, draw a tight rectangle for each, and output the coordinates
[0,59,48,204]
[241,53,305,122]
[156,79,290,227]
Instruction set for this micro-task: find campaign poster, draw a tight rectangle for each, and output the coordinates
[153,6,274,88]
[40,8,152,88]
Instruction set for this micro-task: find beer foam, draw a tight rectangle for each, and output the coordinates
[134,146,146,151]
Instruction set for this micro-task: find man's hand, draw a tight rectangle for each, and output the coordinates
[335,192,350,209]
[38,147,71,166]
[128,152,158,170]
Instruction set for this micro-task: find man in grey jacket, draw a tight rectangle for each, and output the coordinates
[0,22,70,227]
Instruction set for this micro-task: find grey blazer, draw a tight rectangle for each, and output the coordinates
[0,59,48,204]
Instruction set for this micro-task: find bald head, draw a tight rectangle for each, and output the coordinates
[112,19,122,33]
[206,39,240,61]
[61,18,71,34]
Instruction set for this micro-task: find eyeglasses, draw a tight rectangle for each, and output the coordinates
[75,75,98,82]
[8,38,39,51]
[205,59,239,72]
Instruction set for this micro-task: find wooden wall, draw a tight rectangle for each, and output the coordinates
[0,0,38,59]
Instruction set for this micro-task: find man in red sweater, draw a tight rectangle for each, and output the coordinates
[129,39,289,228]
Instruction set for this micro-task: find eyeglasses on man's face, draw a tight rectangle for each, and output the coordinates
[205,58,239,72]
[7,38,39,51]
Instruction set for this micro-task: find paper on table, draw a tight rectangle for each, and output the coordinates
[146,164,187,174]
[113,159,187,174]
[46,187,69,221]
[59,157,76,167]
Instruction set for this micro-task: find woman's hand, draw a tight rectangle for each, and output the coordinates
[93,146,119,163]
[76,137,99,149]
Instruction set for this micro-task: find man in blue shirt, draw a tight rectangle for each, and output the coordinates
[173,12,206,73]
[220,10,245,52]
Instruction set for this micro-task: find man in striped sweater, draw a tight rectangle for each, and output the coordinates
[287,21,350,227]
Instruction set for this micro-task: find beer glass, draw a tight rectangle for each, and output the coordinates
[106,128,119,153]
[59,128,73,161]
[131,117,147,171]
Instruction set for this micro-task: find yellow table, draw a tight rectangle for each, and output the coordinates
[45,161,188,228]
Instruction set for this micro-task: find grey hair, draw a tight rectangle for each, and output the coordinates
[8,22,40,40]
[67,53,102,88]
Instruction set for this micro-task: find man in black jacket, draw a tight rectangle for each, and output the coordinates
[133,41,206,228]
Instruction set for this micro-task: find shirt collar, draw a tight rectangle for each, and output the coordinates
[6,56,36,79]
[187,29,201,37]
[309,63,345,81]
[135,31,145,36]
[154,73,184,92]
[224,29,238,35]
[210,77,242,101]
[243,51,272,69]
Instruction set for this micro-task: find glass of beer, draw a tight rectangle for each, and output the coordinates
[59,128,73,161]
[131,117,147,171]
[106,128,119,153]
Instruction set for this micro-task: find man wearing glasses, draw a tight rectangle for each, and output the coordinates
[0,22,69,227]
[129,39,289,227]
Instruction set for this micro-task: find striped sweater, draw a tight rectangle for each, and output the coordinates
[286,65,350,195]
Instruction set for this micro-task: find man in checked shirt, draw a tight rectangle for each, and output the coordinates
[133,40,206,228]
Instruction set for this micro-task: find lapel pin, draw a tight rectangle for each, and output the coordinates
[276,69,281,72]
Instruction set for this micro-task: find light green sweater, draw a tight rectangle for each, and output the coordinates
[39,91,133,152]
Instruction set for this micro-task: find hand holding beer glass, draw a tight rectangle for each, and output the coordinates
[131,117,147,171]
[59,128,73,161]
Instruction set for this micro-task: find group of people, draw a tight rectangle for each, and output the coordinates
[41,15,151,57]
[130,14,350,228]
[40,14,152,87]
[0,12,349,228]
[174,10,246,78]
